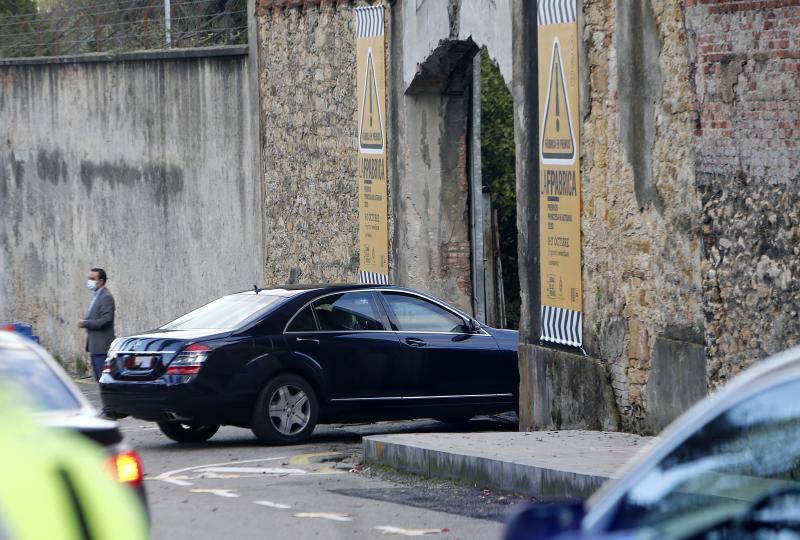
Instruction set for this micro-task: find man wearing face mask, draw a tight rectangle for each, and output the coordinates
[77,268,116,382]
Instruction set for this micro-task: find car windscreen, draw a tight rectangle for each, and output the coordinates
[160,294,284,331]
[0,344,82,412]
[611,378,800,537]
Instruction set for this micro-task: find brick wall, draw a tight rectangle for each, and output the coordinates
[686,0,800,386]
[447,131,473,302]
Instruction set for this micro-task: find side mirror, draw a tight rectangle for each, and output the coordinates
[467,318,482,334]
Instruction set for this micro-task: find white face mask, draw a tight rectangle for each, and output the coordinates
[86,279,98,292]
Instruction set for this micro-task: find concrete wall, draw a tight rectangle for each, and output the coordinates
[0,49,262,369]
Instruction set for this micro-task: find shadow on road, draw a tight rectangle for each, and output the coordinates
[78,380,517,451]
[130,415,518,452]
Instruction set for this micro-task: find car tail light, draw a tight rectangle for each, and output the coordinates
[102,356,113,374]
[166,343,212,376]
[107,450,144,487]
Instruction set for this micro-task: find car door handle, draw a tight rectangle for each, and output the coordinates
[296,337,319,345]
[405,337,426,347]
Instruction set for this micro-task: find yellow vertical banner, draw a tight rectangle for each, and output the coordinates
[356,5,389,285]
[538,1,582,346]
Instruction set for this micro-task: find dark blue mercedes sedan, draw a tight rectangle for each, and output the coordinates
[100,284,519,445]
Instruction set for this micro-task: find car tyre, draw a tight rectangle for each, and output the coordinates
[157,421,220,443]
[252,373,318,445]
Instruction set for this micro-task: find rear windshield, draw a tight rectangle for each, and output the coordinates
[161,294,284,331]
[0,344,81,412]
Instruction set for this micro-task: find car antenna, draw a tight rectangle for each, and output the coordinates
[253,284,261,295]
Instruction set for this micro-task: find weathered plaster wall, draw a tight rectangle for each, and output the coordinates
[580,0,705,432]
[402,0,513,87]
[257,1,371,285]
[391,89,474,312]
[392,1,474,312]
[0,52,262,369]
[685,0,800,386]
[392,0,513,313]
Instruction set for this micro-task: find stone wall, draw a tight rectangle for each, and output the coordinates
[580,0,705,432]
[577,0,800,431]
[685,0,800,387]
[0,49,262,369]
[257,1,371,285]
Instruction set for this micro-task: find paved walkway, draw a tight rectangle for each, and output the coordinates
[363,430,655,501]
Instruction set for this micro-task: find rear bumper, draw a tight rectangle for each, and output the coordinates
[100,381,251,425]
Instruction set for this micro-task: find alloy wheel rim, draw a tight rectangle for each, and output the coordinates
[268,384,310,436]
[179,423,209,432]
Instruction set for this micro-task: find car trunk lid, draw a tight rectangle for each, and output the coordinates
[109,330,227,381]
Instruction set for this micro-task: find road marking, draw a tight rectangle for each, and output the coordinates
[189,488,239,498]
[254,500,292,510]
[197,466,307,476]
[374,526,448,536]
[294,512,353,522]
[147,474,193,486]
[120,426,160,432]
[154,456,288,486]
[289,451,349,474]
[196,473,242,479]
[289,451,342,465]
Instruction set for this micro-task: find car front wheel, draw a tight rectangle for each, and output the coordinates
[251,374,318,445]
[157,421,220,443]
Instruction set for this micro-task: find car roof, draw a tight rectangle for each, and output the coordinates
[236,283,386,297]
[233,284,476,323]
[584,344,800,530]
[0,330,34,348]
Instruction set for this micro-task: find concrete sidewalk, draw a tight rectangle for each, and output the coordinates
[363,430,654,501]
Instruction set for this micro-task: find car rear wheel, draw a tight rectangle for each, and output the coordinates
[251,374,318,445]
[157,421,220,443]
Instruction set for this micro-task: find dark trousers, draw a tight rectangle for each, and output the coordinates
[90,354,107,381]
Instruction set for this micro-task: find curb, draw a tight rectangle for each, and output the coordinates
[363,435,610,501]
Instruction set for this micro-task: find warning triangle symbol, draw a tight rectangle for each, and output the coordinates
[541,40,575,163]
[359,48,385,154]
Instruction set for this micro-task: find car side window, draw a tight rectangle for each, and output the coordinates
[312,292,385,331]
[286,305,318,333]
[381,293,468,333]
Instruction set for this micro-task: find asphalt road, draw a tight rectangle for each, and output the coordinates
[77,381,526,540]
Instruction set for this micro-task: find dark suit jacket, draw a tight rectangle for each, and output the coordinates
[85,287,116,354]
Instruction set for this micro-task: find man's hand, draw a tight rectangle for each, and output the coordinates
[77,320,86,328]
